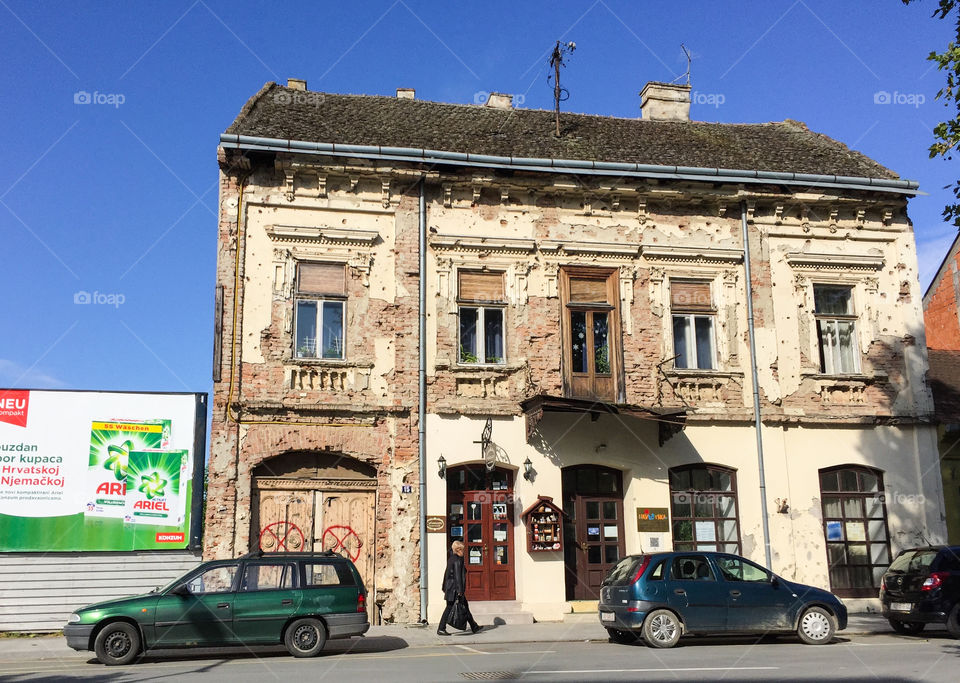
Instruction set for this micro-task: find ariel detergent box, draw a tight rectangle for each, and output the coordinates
[85,421,169,518]
[124,449,188,527]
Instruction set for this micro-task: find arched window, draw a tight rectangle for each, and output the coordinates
[669,464,740,554]
[819,466,891,597]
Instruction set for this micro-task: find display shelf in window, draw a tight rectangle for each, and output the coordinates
[522,496,564,552]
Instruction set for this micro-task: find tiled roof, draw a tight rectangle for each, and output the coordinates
[225,82,900,180]
[928,349,960,422]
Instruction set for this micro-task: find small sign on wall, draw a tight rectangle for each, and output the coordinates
[426,515,446,533]
[636,507,670,532]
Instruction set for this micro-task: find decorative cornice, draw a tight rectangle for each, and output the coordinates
[430,234,537,253]
[540,240,641,258]
[785,252,884,271]
[641,245,743,265]
[255,477,377,490]
[266,224,380,245]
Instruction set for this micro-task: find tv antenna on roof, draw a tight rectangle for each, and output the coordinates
[548,40,576,137]
[672,44,691,86]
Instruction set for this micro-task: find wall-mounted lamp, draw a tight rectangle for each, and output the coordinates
[437,455,447,479]
[523,456,534,481]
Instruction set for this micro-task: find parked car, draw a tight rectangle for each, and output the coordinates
[64,550,369,665]
[598,551,847,648]
[881,545,960,637]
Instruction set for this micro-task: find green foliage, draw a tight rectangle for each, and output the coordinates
[905,0,960,224]
[459,345,478,364]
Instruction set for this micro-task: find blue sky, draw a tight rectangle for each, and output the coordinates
[0,0,956,396]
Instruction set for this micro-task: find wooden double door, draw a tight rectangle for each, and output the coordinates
[562,465,626,600]
[447,466,516,601]
[253,480,376,617]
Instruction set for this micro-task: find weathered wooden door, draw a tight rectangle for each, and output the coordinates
[256,489,313,553]
[316,491,376,615]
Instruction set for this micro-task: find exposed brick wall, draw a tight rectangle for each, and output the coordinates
[924,247,960,350]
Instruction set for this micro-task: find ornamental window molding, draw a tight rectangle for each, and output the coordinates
[784,251,884,271]
[641,245,744,266]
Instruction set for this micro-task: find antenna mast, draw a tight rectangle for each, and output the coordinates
[673,43,692,86]
[549,40,576,137]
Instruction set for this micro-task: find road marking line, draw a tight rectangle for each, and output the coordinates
[456,645,488,654]
[524,666,779,675]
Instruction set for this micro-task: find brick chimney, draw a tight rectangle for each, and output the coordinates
[640,82,691,121]
[396,88,415,99]
[484,92,513,109]
[287,78,307,91]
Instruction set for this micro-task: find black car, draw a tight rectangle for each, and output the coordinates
[881,545,960,636]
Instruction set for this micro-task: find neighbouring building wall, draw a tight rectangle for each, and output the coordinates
[924,234,960,350]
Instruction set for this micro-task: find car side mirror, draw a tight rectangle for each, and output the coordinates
[769,576,779,587]
[170,583,191,597]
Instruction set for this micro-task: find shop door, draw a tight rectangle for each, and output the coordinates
[462,491,515,601]
[562,465,625,600]
[256,489,313,552]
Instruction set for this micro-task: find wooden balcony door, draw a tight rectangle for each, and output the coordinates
[561,267,620,402]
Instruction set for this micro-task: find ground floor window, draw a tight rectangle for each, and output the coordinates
[669,464,741,554]
[819,466,891,597]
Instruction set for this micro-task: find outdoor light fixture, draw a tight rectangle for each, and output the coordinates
[523,456,534,481]
[437,455,447,479]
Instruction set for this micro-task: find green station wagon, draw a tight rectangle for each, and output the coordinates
[64,551,369,665]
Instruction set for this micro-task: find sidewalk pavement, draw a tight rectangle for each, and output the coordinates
[0,613,942,662]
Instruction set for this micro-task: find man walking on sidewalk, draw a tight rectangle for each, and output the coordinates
[437,540,481,636]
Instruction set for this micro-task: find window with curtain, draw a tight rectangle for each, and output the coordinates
[814,284,859,374]
[670,280,716,370]
[294,262,346,360]
[458,271,506,364]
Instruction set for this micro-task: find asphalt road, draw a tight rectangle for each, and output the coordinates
[0,631,957,682]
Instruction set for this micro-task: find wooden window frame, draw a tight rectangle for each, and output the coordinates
[669,464,742,555]
[819,465,891,598]
[559,266,622,401]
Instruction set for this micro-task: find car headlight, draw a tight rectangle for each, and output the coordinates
[68,613,81,624]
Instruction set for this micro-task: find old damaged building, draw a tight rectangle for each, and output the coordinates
[208,79,947,622]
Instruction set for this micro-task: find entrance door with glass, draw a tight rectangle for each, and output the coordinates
[447,466,516,602]
[562,465,625,600]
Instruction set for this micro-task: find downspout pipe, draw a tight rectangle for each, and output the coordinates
[741,200,773,570]
[418,178,429,624]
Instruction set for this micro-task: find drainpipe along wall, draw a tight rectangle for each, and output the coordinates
[741,199,773,570]
[418,178,429,623]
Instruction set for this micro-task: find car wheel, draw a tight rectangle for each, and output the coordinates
[93,621,141,666]
[642,609,682,648]
[606,627,640,644]
[889,619,925,635]
[796,606,837,645]
[947,604,960,639]
[284,618,327,657]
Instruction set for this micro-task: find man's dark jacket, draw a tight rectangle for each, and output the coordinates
[441,552,466,601]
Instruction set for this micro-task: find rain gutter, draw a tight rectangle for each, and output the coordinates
[219,133,919,195]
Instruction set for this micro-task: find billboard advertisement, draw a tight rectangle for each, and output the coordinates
[0,390,206,551]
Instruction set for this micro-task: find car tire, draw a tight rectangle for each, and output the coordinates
[947,604,960,639]
[606,627,640,644]
[93,621,141,666]
[796,606,837,645]
[889,619,925,635]
[284,618,327,657]
[642,609,682,648]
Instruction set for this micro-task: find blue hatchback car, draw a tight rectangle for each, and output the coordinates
[598,551,847,648]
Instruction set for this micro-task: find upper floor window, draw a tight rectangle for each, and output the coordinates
[670,280,715,370]
[561,268,619,401]
[814,285,858,374]
[295,262,346,360]
[458,271,505,364]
